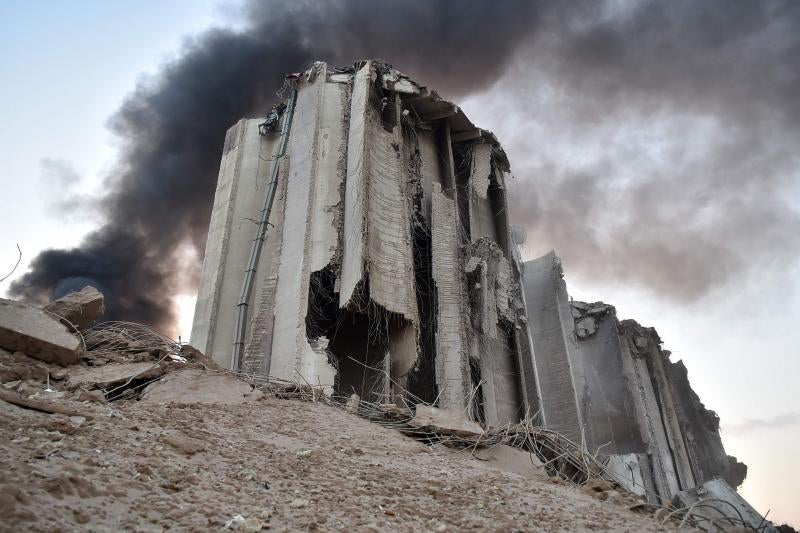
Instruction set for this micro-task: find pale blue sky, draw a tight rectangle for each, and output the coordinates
[0,1,797,525]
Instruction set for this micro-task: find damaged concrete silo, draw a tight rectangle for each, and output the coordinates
[521,251,748,506]
[191,60,536,424]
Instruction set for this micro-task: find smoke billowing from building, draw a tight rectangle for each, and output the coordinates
[10,0,800,331]
[9,0,537,333]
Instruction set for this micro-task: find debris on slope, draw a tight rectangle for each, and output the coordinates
[43,285,105,330]
[0,298,83,366]
[0,290,767,531]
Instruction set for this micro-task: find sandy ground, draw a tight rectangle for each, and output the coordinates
[0,371,673,533]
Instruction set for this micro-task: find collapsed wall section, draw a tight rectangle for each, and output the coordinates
[521,251,746,504]
[668,361,747,488]
[521,252,585,444]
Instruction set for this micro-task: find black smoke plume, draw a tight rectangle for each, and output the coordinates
[9,0,538,334]
[10,0,800,333]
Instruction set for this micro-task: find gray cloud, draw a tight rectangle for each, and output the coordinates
[500,0,800,302]
[724,412,800,435]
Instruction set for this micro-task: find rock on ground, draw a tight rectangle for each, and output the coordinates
[409,405,484,437]
[0,299,82,366]
[139,369,264,404]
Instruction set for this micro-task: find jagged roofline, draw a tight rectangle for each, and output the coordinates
[342,59,511,171]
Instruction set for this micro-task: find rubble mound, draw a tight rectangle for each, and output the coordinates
[0,289,773,531]
[0,355,669,532]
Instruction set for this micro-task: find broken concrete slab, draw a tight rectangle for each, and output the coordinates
[66,362,163,390]
[672,477,777,532]
[139,369,263,404]
[161,432,206,456]
[179,344,223,371]
[409,405,483,438]
[43,286,105,330]
[0,298,83,366]
[461,444,548,481]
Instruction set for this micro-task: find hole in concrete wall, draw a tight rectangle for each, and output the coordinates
[328,308,390,403]
[306,274,415,405]
[469,357,486,425]
[498,321,525,422]
[306,265,339,342]
[407,217,438,405]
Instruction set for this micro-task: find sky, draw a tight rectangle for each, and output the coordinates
[0,1,797,526]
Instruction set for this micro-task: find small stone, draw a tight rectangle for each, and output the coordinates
[241,517,264,532]
[50,369,68,381]
[78,390,107,404]
[346,393,360,414]
[654,507,670,522]
[161,433,206,456]
[224,515,246,529]
[296,449,312,458]
[290,498,309,509]
[582,478,613,493]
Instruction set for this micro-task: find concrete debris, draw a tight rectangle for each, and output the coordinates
[43,286,105,330]
[570,301,614,339]
[460,444,548,481]
[139,369,264,404]
[523,251,753,510]
[0,388,94,418]
[409,405,483,438]
[179,344,222,371]
[345,393,360,414]
[77,390,107,404]
[0,298,83,366]
[66,361,163,391]
[161,432,206,456]
[224,515,246,530]
[672,478,777,532]
[290,498,309,509]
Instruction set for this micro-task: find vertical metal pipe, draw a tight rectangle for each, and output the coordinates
[231,85,298,370]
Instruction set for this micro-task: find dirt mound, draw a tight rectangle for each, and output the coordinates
[0,379,669,532]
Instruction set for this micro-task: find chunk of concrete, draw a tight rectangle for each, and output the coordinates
[0,298,83,366]
[672,477,777,532]
[409,405,483,437]
[43,286,105,329]
[464,444,548,481]
[139,369,264,404]
[66,362,162,390]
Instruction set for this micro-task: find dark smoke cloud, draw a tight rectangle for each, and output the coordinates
[9,0,538,334]
[498,0,800,301]
[11,0,800,333]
